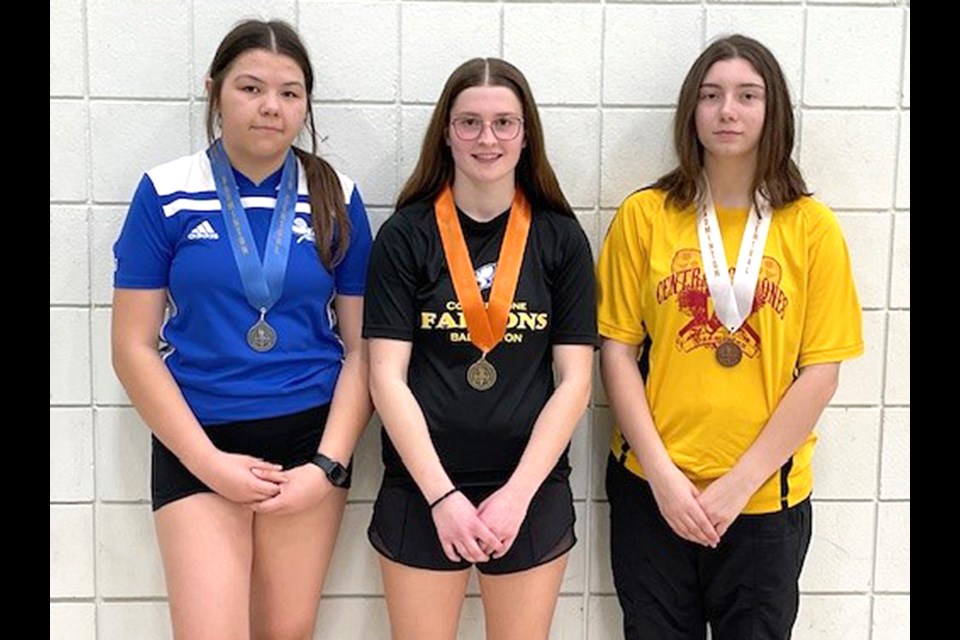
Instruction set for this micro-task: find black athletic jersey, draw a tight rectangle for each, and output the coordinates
[363,198,597,487]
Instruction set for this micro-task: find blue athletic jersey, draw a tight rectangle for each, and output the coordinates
[113,147,373,425]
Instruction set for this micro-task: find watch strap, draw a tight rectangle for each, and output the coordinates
[310,452,350,487]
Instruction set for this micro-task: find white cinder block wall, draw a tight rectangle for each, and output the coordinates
[50,1,910,638]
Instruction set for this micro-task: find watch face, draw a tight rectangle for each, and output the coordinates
[313,454,349,487]
[328,464,349,487]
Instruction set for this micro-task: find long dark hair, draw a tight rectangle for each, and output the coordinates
[651,34,809,211]
[206,19,350,269]
[396,57,574,218]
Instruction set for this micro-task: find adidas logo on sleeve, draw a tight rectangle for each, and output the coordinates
[187,220,220,241]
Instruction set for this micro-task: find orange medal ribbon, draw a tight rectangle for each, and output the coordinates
[434,185,532,390]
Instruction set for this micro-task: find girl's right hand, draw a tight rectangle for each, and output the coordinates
[647,464,721,548]
[431,491,504,564]
[192,450,288,504]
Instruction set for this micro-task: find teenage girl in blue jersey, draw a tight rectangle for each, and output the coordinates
[111,20,372,639]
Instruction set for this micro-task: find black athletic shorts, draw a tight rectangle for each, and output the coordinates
[606,454,812,640]
[151,404,342,511]
[368,471,576,575]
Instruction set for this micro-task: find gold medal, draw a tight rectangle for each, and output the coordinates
[715,340,742,367]
[466,356,497,391]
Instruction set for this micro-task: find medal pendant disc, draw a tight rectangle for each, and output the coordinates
[715,340,742,368]
[466,359,497,391]
[247,320,277,352]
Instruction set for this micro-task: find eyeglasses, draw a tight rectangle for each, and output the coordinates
[449,116,524,142]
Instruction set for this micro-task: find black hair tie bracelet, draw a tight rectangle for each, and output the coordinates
[429,487,460,510]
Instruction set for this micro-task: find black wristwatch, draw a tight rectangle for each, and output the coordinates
[310,453,350,487]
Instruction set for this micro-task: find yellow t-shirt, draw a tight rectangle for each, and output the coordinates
[597,188,864,513]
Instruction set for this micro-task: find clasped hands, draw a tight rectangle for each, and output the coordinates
[650,465,755,548]
[194,450,335,515]
[431,484,532,564]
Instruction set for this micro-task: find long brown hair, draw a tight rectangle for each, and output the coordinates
[396,58,574,218]
[205,19,350,269]
[651,34,809,211]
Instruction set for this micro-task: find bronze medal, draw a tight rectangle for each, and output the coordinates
[466,357,497,391]
[715,340,742,367]
[434,185,531,393]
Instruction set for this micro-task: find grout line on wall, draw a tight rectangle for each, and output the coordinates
[499,1,505,59]
[395,0,403,211]
[81,96,197,104]
[889,5,908,214]
[701,0,707,48]
[80,2,100,631]
[584,1,611,633]
[90,96,918,111]
[797,0,809,163]
[867,309,892,638]
[188,0,198,151]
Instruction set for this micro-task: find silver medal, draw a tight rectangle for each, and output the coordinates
[247,312,277,352]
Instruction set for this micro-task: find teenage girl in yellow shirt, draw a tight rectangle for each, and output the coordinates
[597,35,864,640]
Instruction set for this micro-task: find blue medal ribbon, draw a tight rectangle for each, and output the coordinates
[208,140,298,344]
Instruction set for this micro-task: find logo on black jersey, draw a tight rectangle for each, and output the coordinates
[475,262,496,291]
[420,300,548,345]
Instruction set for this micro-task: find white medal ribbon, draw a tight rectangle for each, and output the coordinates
[696,178,772,334]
